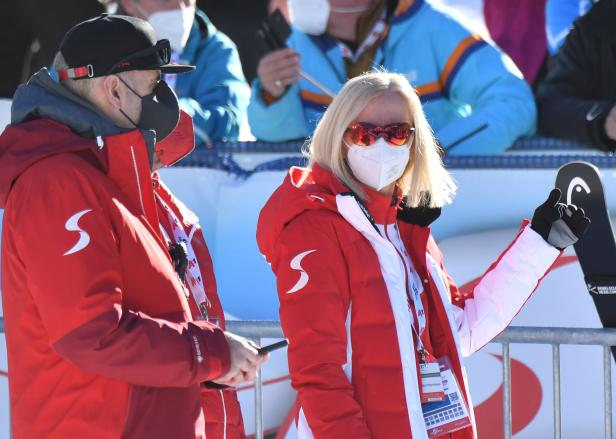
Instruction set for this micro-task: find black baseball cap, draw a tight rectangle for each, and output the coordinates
[57,14,195,80]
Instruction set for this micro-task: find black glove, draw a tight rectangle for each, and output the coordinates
[531,188,591,250]
[168,242,189,282]
[397,203,441,227]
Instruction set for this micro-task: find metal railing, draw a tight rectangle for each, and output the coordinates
[226,320,283,439]
[170,138,616,178]
[1,318,615,438]
[494,326,616,439]
[226,321,616,439]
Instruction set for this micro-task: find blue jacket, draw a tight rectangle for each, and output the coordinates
[177,10,249,143]
[247,0,536,155]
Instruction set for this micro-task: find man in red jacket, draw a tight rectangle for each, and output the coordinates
[0,14,265,438]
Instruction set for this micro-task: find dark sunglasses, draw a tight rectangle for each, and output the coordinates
[345,122,415,147]
[109,40,171,74]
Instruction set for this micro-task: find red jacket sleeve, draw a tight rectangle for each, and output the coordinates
[272,212,371,439]
[10,162,230,386]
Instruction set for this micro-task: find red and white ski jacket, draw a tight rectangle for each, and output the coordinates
[0,119,230,438]
[256,165,560,439]
[153,174,246,439]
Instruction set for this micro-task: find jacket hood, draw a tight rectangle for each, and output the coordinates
[11,68,123,137]
[0,69,133,208]
[17,68,155,148]
[256,164,347,261]
[0,120,106,208]
[257,164,409,260]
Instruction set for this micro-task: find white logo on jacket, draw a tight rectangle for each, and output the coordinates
[286,250,317,294]
[585,103,603,122]
[63,209,93,256]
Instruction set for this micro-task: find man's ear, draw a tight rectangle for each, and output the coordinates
[102,75,123,110]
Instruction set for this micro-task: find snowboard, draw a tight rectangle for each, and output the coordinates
[555,161,616,357]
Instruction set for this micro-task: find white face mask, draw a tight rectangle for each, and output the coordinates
[144,5,195,53]
[289,0,329,35]
[346,137,411,191]
[289,0,371,35]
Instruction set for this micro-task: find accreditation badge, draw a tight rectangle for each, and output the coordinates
[422,356,472,437]
[419,350,445,403]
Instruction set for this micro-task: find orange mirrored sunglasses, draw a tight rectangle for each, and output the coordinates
[345,122,415,147]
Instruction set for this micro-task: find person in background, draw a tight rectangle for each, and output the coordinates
[248,0,536,155]
[545,0,597,56]
[256,71,589,438]
[536,0,616,151]
[483,0,548,87]
[0,15,266,438]
[118,0,249,144]
[197,0,272,84]
[152,121,248,437]
[0,0,105,98]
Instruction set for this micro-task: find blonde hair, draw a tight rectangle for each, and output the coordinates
[306,71,456,207]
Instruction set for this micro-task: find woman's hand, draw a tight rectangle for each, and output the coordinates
[257,48,301,98]
[530,188,591,249]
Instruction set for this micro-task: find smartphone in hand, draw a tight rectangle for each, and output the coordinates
[257,339,288,355]
[257,9,292,51]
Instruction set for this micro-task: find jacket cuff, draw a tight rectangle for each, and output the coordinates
[190,321,231,381]
[261,88,283,105]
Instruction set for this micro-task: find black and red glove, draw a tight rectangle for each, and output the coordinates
[531,188,590,250]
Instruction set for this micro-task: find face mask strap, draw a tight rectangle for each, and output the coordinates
[116,74,143,99]
[115,74,144,128]
[119,108,139,129]
[330,5,371,13]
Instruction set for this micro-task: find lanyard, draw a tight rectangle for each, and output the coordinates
[348,192,428,350]
[156,194,211,320]
[335,11,388,63]
[391,224,427,347]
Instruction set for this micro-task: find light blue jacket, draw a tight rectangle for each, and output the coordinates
[247,0,536,155]
[177,10,249,143]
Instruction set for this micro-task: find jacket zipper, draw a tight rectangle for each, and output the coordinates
[219,389,227,439]
[129,145,146,215]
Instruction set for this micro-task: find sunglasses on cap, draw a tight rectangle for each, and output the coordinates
[344,122,415,147]
[109,39,171,74]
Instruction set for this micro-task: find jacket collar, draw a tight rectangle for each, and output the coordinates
[180,9,211,64]
[359,183,401,225]
[12,69,124,138]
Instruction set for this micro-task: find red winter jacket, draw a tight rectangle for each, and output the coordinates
[153,174,246,439]
[0,119,231,438]
[257,165,560,439]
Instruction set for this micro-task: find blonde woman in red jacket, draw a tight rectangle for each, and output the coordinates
[257,71,589,439]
